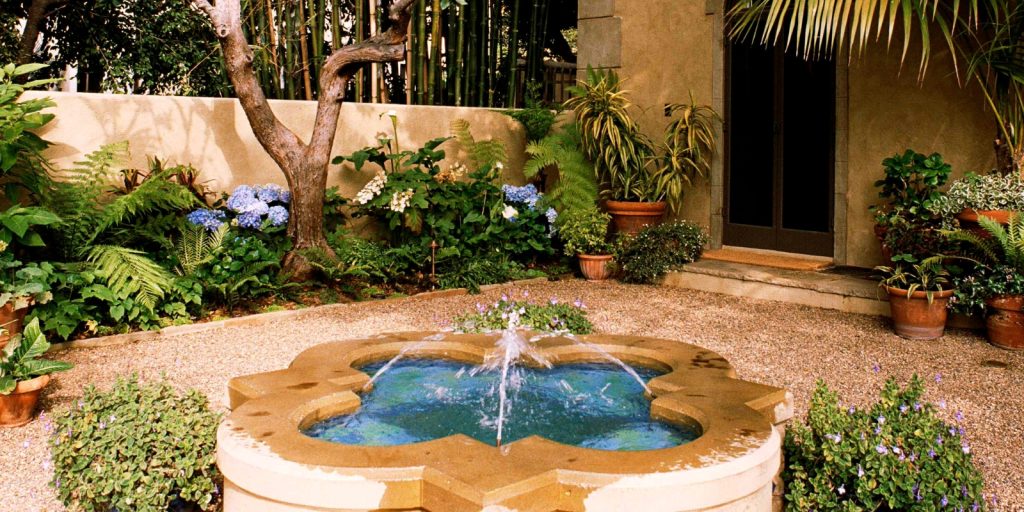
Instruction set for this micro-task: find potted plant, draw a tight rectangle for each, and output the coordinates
[566,69,718,235]
[560,207,615,280]
[930,172,1024,233]
[869,150,951,262]
[944,214,1024,349]
[875,262,954,340]
[0,318,73,427]
[0,204,59,347]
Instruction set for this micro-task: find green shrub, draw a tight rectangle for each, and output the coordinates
[49,376,222,511]
[453,294,592,334]
[193,230,288,309]
[784,377,985,511]
[559,207,613,256]
[437,256,546,294]
[617,221,707,284]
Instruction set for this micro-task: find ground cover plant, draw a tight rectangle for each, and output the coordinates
[784,376,986,511]
[453,292,592,334]
[49,376,222,511]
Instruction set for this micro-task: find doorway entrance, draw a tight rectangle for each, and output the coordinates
[724,43,836,257]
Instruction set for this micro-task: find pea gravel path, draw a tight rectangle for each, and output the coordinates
[2,279,1022,511]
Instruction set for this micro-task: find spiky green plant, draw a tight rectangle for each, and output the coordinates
[649,95,719,213]
[945,213,1024,271]
[86,245,176,310]
[173,223,228,276]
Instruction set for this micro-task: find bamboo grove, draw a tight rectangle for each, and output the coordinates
[239,0,577,107]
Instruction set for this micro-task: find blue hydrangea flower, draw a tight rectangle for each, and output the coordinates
[186,209,227,232]
[267,205,289,226]
[226,185,256,212]
[545,207,558,224]
[502,184,540,209]
[236,212,263,230]
[256,184,287,203]
[280,190,291,203]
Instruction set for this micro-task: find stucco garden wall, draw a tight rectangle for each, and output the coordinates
[21,91,528,200]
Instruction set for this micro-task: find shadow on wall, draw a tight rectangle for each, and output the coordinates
[23,91,528,197]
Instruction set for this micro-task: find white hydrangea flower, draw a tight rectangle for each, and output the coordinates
[501,204,518,220]
[354,171,388,205]
[389,189,415,213]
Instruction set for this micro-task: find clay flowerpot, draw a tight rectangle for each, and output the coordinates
[0,304,28,351]
[578,254,614,281]
[605,200,666,236]
[886,286,954,340]
[985,295,1024,350]
[956,209,1013,238]
[0,374,51,428]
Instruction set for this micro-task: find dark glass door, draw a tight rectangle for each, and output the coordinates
[724,43,835,256]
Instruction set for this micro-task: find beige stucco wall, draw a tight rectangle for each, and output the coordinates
[21,91,528,199]
[583,0,996,268]
[846,48,994,266]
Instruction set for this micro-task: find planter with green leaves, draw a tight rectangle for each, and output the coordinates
[560,207,615,281]
[0,204,60,347]
[945,214,1024,349]
[566,69,717,235]
[930,172,1024,234]
[870,150,951,262]
[876,262,953,340]
[0,318,72,427]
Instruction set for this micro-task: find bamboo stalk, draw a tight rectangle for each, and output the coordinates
[445,2,456,105]
[507,0,520,106]
[428,0,441,105]
[298,0,313,100]
[455,2,465,106]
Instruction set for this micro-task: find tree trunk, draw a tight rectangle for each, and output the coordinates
[16,0,62,65]
[192,0,417,280]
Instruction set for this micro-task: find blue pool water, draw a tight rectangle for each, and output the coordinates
[303,359,698,451]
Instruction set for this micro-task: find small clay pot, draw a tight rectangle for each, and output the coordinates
[886,287,954,340]
[605,200,666,236]
[0,303,28,351]
[0,374,51,428]
[578,254,614,281]
[985,295,1024,350]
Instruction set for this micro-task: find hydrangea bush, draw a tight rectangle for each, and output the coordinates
[187,184,290,232]
[784,376,986,511]
[452,292,593,334]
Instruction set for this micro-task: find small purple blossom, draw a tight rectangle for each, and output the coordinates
[955,410,964,422]
[877,415,886,425]
[875,444,888,454]
[549,297,559,305]
[939,400,947,409]
[913,482,922,502]
[937,435,944,445]
[914,402,922,412]
[848,405,856,414]
[900,404,909,414]
[942,495,949,507]
[935,373,943,383]
[837,484,846,495]
[929,449,937,458]
[872,363,881,373]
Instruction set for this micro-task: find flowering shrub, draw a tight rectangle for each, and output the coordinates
[339,135,554,260]
[452,293,593,334]
[784,377,985,511]
[49,376,221,511]
[187,184,290,232]
[950,265,1024,316]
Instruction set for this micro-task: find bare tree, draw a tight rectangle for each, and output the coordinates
[14,0,67,65]
[190,0,417,278]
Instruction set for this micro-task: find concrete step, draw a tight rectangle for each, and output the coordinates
[663,259,985,329]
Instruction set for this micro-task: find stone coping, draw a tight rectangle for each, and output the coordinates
[218,332,794,511]
[44,277,552,354]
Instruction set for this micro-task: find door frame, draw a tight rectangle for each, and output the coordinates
[709,1,849,264]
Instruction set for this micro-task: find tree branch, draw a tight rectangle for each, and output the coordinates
[16,0,67,65]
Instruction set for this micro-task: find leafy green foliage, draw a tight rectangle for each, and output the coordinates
[0,255,53,309]
[0,62,60,200]
[173,223,228,276]
[86,245,176,310]
[453,295,592,334]
[504,83,559,142]
[327,229,426,285]
[300,247,369,283]
[0,204,60,249]
[337,120,554,264]
[617,221,708,284]
[649,96,719,213]
[875,261,951,303]
[559,207,612,256]
[943,214,1024,315]
[0,318,72,394]
[437,256,546,294]
[931,172,1024,222]
[192,231,289,309]
[784,377,985,511]
[451,118,508,170]
[874,150,952,223]
[523,123,598,216]
[49,376,221,511]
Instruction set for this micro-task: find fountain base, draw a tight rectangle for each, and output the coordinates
[218,332,793,511]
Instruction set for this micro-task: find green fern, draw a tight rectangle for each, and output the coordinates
[87,167,199,245]
[945,214,1024,270]
[174,224,227,276]
[524,123,598,217]
[450,119,508,169]
[299,247,369,282]
[86,245,175,310]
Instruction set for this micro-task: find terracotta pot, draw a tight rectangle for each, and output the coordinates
[0,304,28,351]
[886,286,954,340]
[985,295,1024,350]
[956,209,1013,238]
[605,200,666,236]
[578,254,614,281]
[0,374,50,428]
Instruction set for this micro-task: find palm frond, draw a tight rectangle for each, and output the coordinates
[86,245,175,310]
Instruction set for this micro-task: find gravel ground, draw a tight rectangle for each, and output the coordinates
[2,279,1022,511]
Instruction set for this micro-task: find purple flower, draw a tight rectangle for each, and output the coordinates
[939,400,947,409]
[877,415,886,425]
[267,205,289,226]
[935,373,943,383]
[574,299,586,309]
[913,482,922,502]
[875,444,888,454]
[937,435,944,445]
[942,495,949,507]
[502,184,540,209]
[900,404,909,414]
[848,406,856,414]
[962,442,971,454]
[256,184,286,203]
[955,410,964,422]
[872,363,881,373]
[929,449,937,458]
[549,297,558,305]
[476,303,486,313]
[874,425,883,435]
[523,290,530,298]
[914,402,922,412]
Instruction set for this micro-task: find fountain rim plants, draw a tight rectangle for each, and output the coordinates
[217,331,793,511]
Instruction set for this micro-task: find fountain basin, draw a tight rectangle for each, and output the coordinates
[218,332,793,511]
